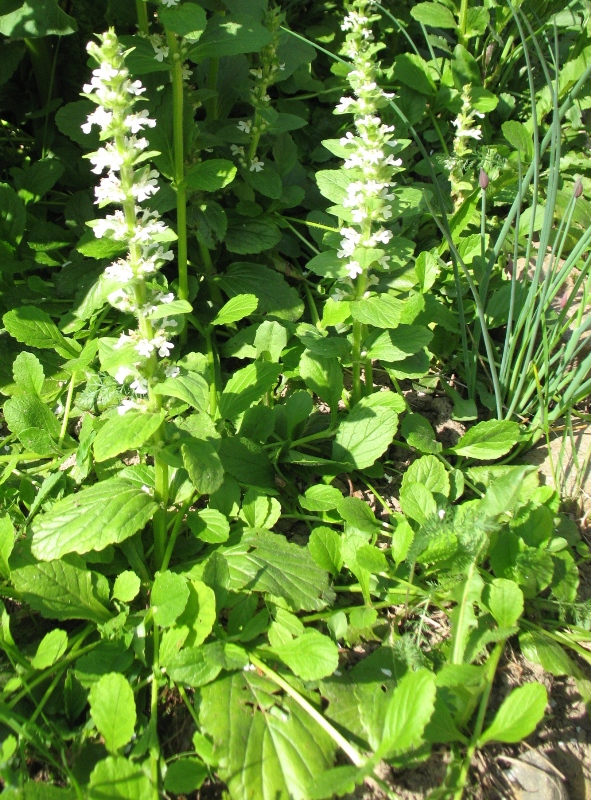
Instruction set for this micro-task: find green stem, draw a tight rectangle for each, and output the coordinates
[150,624,161,800]
[205,328,219,418]
[458,0,469,46]
[166,32,189,307]
[136,0,149,35]
[351,271,368,406]
[153,451,169,571]
[161,499,193,572]
[58,372,76,448]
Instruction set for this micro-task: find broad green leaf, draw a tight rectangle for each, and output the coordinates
[415,251,439,292]
[333,397,399,469]
[165,644,222,687]
[452,420,520,460]
[219,362,281,421]
[379,669,437,756]
[148,299,192,320]
[0,0,76,37]
[213,294,258,326]
[0,182,25,244]
[159,1,206,38]
[3,394,60,439]
[112,571,141,603]
[502,120,533,158]
[350,294,404,328]
[393,53,437,94]
[337,496,380,535]
[399,482,437,524]
[300,485,343,512]
[4,305,79,357]
[300,350,343,411]
[188,507,230,543]
[479,683,547,744]
[93,409,165,462]
[175,579,217,647]
[355,545,388,574]
[185,159,236,192]
[270,630,339,681]
[239,489,281,529]
[308,526,343,576]
[163,759,208,794]
[402,455,449,498]
[306,250,348,280]
[452,43,480,88]
[153,371,209,410]
[88,756,152,799]
[401,413,442,454]
[218,436,275,489]
[316,168,359,204]
[199,670,336,800]
[519,631,579,677]
[182,439,225,495]
[217,262,303,321]
[308,766,365,799]
[0,515,14,579]
[89,673,136,753]
[484,578,523,629]
[225,216,282,254]
[31,629,68,670]
[12,351,44,396]
[225,529,331,611]
[31,478,158,560]
[14,157,64,205]
[152,571,189,628]
[410,2,457,28]
[11,560,112,622]
[188,13,273,61]
[366,325,432,362]
[254,320,287,362]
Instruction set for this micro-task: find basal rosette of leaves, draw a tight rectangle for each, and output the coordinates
[0,2,588,800]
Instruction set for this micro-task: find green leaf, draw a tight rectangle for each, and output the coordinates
[148,299,192,320]
[0,0,77,37]
[350,294,404,328]
[165,644,222,687]
[308,766,365,799]
[255,320,287,362]
[30,478,158,560]
[306,250,348,280]
[159,1,206,38]
[410,2,457,28]
[4,394,60,439]
[88,756,152,800]
[316,169,356,204]
[225,216,282,254]
[333,396,399,469]
[188,507,230,543]
[380,669,437,756]
[93,410,165,462]
[484,578,524,629]
[0,516,14,579]
[182,439,225,495]
[337,496,380,535]
[188,13,273,61]
[163,759,208,794]
[14,158,64,205]
[112,571,141,603]
[308,526,343,576]
[55,100,100,148]
[199,670,336,800]
[153,370,209,410]
[452,420,520,460]
[356,545,388,574]
[213,294,258,326]
[11,560,112,623]
[225,529,331,611]
[217,262,303,321]
[245,162,283,199]
[300,350,343,411]
[366,325,432,362]
[3,305,79,357]
[402,455,449,498]
[502,120,533,159]
[399,482,437,524]
[219,362,281,421]
[452,43,481,88]
[271,630,339,681]
[393,53,437,94]
[12,351,44,396]
[218,437,275,489]
[152,571,189,628]
[401,413,442,454]
[185,159,236,191]
[31,628,68,670]
[300,485,343,512]
[519,631,579,677]
[479,683,547,744]
[89,673,136,753]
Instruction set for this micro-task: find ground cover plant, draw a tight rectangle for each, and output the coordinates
[0,0,590,798]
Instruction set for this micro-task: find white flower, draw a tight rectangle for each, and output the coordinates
[336,96,356,113]
[135,338,155,358]
[132,169,159,201]
[160,318,178,329]
[346,260,363,279]
[164,365,180,378]
[161,0,179,6]
[250,68,263,79]
[237,120,252,133]
[115,366,133,384]
[93,210,128,240]
[105,259,134,283]
[114,332,134,350]
[154,337,174,357]
[230,144,245,156]
[82,106,113,134]
[126,80,146,96]
[130,377,149,395]
[181,64,192,81]
[249,158,264,172]
[95,173,126,204]
[152,43,169,61]
[117,398,139,415]
[155,291,175,304]
[108,288,132,310]
[125,110,157,133]
[88,145,124,175]
[374,229,393,245]
[351,208,367,223]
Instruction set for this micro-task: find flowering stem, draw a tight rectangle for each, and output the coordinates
[351,271,368,406]
[165,31,189,308]
[136,0,149,35]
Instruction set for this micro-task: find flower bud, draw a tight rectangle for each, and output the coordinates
[479,168,489,190]
[574,178,583,198]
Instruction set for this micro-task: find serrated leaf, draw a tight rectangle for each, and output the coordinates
[337,496,380,534]
[112,571,141,603]
[401,413,442,454]
[153,371,209,410]
[152,571,189,628]
[218,436,275,489]
[30,478,158,560]
[11,560,112,622]
[379,669,437,757]
[217,262,303,321]
[0,0,77,37]
[300,485,343,512]
[188,508,230,543]
[350,294,404,328]
[163,759,208,794]
[410,2,457,28]
[393,52,437,94]
[159,1,206,37]
[88,756,152,799]
[182,439,225,495]
[254,320,287,362]
[12,351,44,396]
[165,644,222,687]
[271,630,339,681]
[213,294,258,326]
[300,350,343,411]
[484,578,523,629]
[366,325,432,362]
[3,305,79,357]
[225,216,282,254]
[89,673,136,753]
[185,159,236,191]
[4,394,60,439]
[399,482,437,524]
[452,420,520,460]
[308,526,343,576]
[199,670,336,800]
[93,409,165,462]
[219,362,281,421]
[188,13,273,61]
[479,683,547,744]
[333,397,399,469]
[402,455,449,498]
